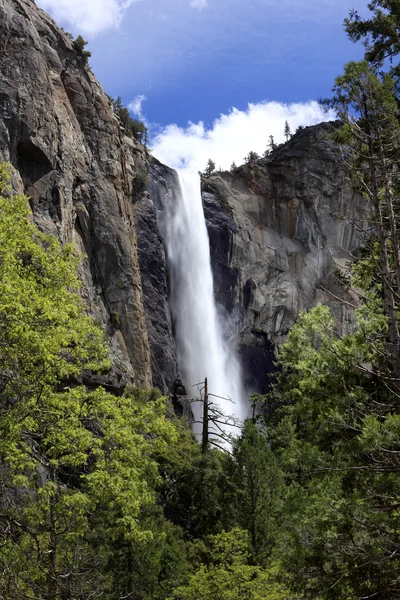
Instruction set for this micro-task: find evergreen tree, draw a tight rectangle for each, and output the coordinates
[330,61,400,380]
[263,297,400,599]
[110,96,148,144]
[345,0,400,77]
[232,420,284,565]
[202,159,216,178]
[230,161,237,172]
[268,135,277,152]
[284,120,291,141]
[74,35,91,65]
[244,151,260,163]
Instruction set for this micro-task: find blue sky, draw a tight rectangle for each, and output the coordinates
[37,0,368,170]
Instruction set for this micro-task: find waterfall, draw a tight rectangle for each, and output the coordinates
[165,170,244,440]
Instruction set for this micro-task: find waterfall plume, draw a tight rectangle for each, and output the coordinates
[164,170,244,440]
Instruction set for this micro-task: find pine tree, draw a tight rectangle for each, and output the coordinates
[331,61,400,380]
[170,529,289,600]
[244,151,260,164]
[232,420,284,564]
[202,159,216,178]
[74,35,91,65]
[268,135,277,152]
[345,0,400,78]
[284,120,291,141]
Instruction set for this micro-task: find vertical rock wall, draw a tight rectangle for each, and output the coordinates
[202,123,369,393]
[0,0,152,391]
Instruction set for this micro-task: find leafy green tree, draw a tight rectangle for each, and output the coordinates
[329,61,400,380]
[0,164,178,599]
[110,96,148,144]
[169,528,290,600]
[230,162,237,172]
[162,447,237,539]
[263,299,400,599]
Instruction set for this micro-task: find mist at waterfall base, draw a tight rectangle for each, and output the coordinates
[165,170,245,442]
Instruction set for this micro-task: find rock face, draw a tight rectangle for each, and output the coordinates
[144,124,367,396]
[202,123,368,392]
[0,0,369,399]
[133,160,178,393]
[0,0,152,390]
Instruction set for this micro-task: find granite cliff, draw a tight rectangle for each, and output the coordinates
[0,0,369,398]
[147,128,368,394]
[0,0,153,391]
[201,124,368,391]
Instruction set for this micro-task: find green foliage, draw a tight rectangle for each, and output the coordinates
[110,96,148,144]
[284,120,292,141]
[202,158,216,178]
[345,1,400,77]
[232,420,285,565]
[268,135,277,152]
[243,151,260,163]
[74,35,91,65]
[328,60,400,383]
[169,529,291,600]
[0,164,181,599]
[132,168,149,201]
[161,444,237,539]
[261,300,400,599]
[60,27,74,40]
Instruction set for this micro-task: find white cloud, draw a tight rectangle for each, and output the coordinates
[37,0,137,35]
[190,0,208,9]
[128,95,148,125]
[151,101,336,173]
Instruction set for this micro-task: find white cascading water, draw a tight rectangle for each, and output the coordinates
[165,170,244,440]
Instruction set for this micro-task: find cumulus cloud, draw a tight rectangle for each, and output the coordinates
[190,0,208,9]
[151,101,336,173]
[37,0,137,35]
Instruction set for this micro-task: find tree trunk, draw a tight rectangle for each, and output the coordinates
[369,151,400,380]
[202,377,209,454]
[47,469,58,600]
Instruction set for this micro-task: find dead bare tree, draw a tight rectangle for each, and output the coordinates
[191,378,242,453]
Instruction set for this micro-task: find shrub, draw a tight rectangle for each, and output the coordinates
[74,35,91,65]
